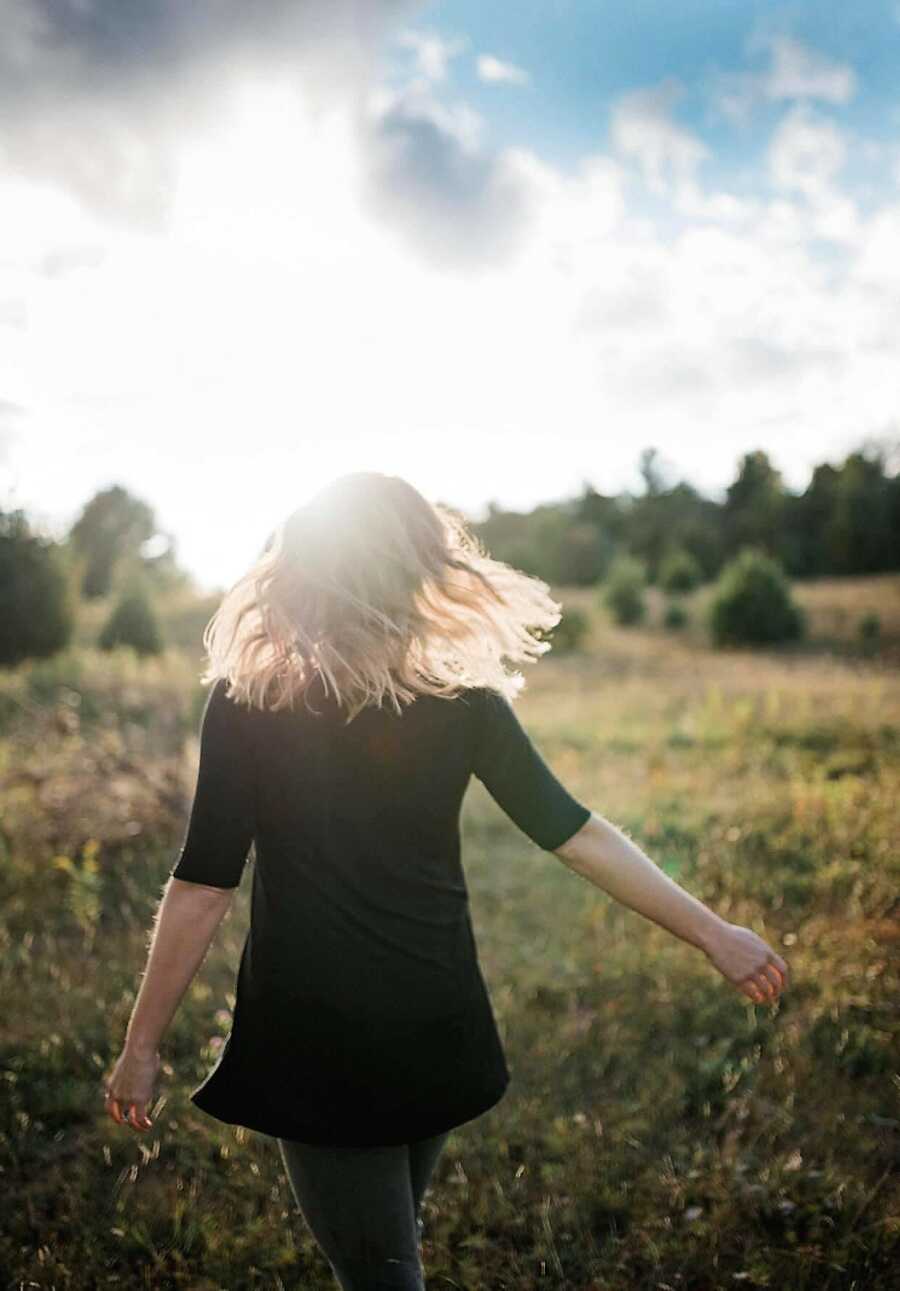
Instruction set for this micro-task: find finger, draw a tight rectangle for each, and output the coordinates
[108,1098,125,1125]
[754,970,777,999]
[132,1100,152,1130]
[123,1102,143,1130]
[765,960,785,988]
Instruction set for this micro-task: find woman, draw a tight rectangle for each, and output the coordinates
[103,471,789,1290]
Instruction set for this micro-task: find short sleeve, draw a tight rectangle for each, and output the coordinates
[170,678,256,890]
[469,686,591,852]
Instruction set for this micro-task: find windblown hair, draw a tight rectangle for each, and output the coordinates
[200,472,566,723]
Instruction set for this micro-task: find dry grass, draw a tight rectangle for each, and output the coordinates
[1,576,898,1289]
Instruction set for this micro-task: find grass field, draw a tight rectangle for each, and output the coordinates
[1,576,898,1290]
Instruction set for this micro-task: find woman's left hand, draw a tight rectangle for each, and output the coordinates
[102,1046,160,1132]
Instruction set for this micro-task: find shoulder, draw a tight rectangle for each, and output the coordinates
[205,676,235,713]
[459,683,505,702]
[197,679,259,767]
[457,684,496,716]
[460,684,519,741]
[202,677,255,731]
[464,684,512,714]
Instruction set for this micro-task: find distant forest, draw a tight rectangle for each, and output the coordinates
[3,439,898,617]
[470,441,900,589]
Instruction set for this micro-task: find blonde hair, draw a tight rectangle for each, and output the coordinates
[200,472,565,723]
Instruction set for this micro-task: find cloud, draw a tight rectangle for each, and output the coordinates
[0,398,24,473]
[711,33,856,126]
[0,0,417,228]
[476,55,530,86]
[358,85,537,270]
[761,34,856,104]
[768,105,847,198]
[395,28,467,83]
[38,245,109,280]
[4,4,900,559]
[609,78,709,196]
[573,265,668,334]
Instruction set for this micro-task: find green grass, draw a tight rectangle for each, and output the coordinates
[1,582,898,1289]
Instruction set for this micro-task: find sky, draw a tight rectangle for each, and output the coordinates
[1,0,899,593]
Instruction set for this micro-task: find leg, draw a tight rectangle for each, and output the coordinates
[277,1137,425,1291]
[408,1130,449,1216]
[408,1130,450,1248]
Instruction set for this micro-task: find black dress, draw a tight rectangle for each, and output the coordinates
[170,672,591,1147]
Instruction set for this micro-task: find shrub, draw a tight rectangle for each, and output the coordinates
[658,546,703,594]
[98,585,163,656]
[858,612,881,645]
[663,600,688,630]
[548,606,589,654]
[707,547,805,647]
[602,554,647,626]
[0,508,74,667]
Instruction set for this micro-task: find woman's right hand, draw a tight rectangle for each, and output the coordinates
[703,922,790,1002]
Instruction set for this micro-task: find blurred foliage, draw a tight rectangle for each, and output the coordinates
[67,485,159,600]
[0,507,75,667]
[473,439,900,592]
[65,484,193,601]
[602,554,648,626]
[663,600,689,630]
[708,548,806,648]
[545,606,590,654]
[99,584,164,657]
[859,612,881,650]
[658,546,704,595]
[4,435,900,674]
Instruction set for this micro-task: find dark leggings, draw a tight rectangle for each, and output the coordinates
[277,1130,450,1290]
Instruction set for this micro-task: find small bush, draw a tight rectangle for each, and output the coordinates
[663,600,688,630]
[858,612,881,645]
[548,606,589,654]
[98,586,163,656]
[707,547,805,647]
[602,554,647,626]
[0,508,74,667]
[658,547,703,594]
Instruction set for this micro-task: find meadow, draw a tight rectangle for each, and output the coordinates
[1,575,898,1290]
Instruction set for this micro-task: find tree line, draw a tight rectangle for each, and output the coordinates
[475,440,899,589]
[0,438,897,668]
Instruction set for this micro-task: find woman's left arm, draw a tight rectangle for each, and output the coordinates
[105,679,256,1132]
[103,877,235,1132]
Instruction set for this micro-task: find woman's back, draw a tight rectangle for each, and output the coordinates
[170,672,591,1146]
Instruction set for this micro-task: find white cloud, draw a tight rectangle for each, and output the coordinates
[761,34,856,104]
[476,54,529,86]
[3,14,900,586]
[711,33,856,126]
[609,78,709,197]
[769,105,847,198]
[395,28,467,83]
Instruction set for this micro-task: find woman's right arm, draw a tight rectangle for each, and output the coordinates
[554,812,789,1003]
